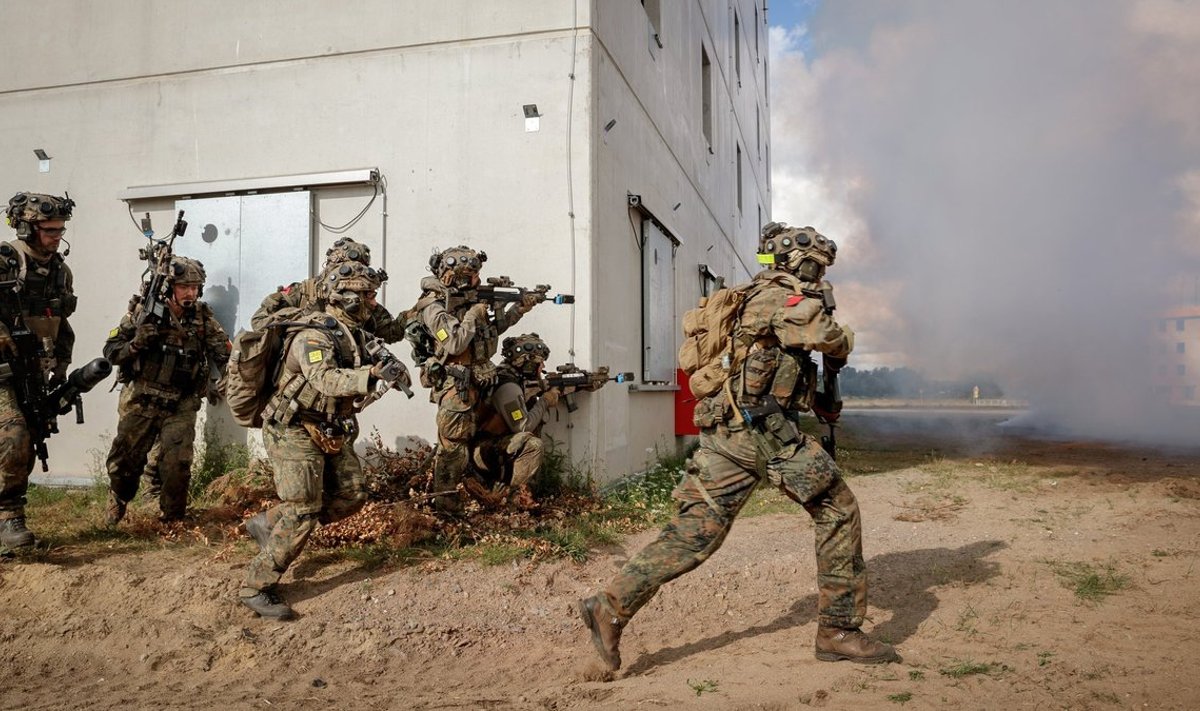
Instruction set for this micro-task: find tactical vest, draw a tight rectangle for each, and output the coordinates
[128,307,211,400]
[263,317,363,425]
[728,274,819,414]
[0,241,75,336]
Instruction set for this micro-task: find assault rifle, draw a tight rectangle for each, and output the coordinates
[131,211,188,326]
[446,276,575,311]
[528,364,634,412]
[4,334,112,471]
[359,337,414,406]
[811,280,842,460]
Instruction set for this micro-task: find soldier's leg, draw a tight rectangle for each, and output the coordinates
[104,391,161,517]
[241,422,324,598]
[506,431,544,489]
[432,384,477,507]
[602,431,758,620]
[0,385,37,546]
[771,436,866,628]
[140,437,163,501]
[321,446,367,524]
[156,405,200,521]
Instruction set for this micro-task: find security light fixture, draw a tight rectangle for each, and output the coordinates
[523,104,540,118]
[604,119,617,132]
[34,149,50,160]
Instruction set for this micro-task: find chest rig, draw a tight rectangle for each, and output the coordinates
[0,241,75,332]
[264,318,363,425]
[729,276,820,415]
[131,309,210,399]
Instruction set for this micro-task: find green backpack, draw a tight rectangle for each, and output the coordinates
[221,307,312,428]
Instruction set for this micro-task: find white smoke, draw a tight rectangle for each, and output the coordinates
[770,0,1200,444]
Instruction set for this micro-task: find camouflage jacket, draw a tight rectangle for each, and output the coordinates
[477,363,551,436]
[251,277,407,342]
[415,276,525,368]
[104,301,230,407]
[262,312,373,424]
[0,240,76,373]
[694,269,852,424]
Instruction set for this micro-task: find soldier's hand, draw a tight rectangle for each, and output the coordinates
[813,391,842,423]
[541,387,562,408]
[131,322,159,350]
[517,292,542,314]
[369,361,389,381]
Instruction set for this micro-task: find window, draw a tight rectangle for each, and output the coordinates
[1184,386,1196,401]
[1177,319,1185,332]
[1178,342,1186,354]
[642,217,677,383]
[734,11,742,85]
[736,143,744,212]
[1178,364,1187,376]
[701,46,713,152]
[641,0,662,50]
[698,264,723,297]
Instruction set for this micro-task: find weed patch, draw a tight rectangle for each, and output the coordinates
[1048,561,1130,603]
[939,660,1008,678]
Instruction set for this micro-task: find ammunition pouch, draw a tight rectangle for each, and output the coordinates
[741,348,778,397]
[303,420,347,455]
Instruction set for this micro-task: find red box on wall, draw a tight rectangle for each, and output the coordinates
[674,368,700,435]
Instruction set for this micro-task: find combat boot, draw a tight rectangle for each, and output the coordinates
[815,625,900,664]
[240,590,295,620]
[0,517,36,549]
[104,495,127,527]
[243,512,271,549]
[577,595,624,670]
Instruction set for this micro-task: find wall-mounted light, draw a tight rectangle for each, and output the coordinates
[604,118,617,132]
[672,202,681,211]
[34,148,51,173]
[523,104,541,133]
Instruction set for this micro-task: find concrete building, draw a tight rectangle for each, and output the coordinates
[1,0,770,484]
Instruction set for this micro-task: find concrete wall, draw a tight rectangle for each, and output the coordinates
[1,0,768,484]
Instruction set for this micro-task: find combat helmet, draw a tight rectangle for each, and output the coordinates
[757,222,837,282]
[5,192,75,241]
[502,333,550,376]
[428,245,487,286]
[170,257,207,288]
[325,261,382,323]
[325,237,371,268]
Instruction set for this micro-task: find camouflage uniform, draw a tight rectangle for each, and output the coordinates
[250,238,406,342]
[103,266,230,520]
[581,223,896,669]
[0,193,76,545]
[413,248,533,503]
[240,262,386,611]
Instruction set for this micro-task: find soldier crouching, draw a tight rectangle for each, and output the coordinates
[103,257,230,524]
[238,262,400,620]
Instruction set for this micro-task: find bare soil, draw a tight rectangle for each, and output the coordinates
[3,429,1200,710]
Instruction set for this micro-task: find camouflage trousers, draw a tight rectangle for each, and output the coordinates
[602,424,867,629]
[105,388,199,519]
[241,419,366,595]
[0,384,35,520]
[432,382,483,494]
[471,431,544,489]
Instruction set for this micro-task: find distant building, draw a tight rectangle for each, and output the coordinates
[1,1,771,482]
[1153,306,1200,405]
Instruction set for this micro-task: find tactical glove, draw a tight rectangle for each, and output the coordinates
[541,387,561,409]
[131,322,159,350]
[517,292,542,314]
[463,303,490,325]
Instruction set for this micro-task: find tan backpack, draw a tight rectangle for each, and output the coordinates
[220,306,317,428]
[678,283,755,399]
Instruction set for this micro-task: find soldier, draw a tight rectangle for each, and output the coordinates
[239,262,405,619]
[251,237,406,342]
[0,192,77,549]
[103,257,231,524]
[465,333,605,506]
[577,223,898,670]
[412,246,540,510]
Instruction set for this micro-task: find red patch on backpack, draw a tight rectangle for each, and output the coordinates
[786,295,805,307]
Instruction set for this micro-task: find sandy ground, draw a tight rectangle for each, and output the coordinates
[2,424,1200,710]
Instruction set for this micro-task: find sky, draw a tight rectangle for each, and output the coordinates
[766,0,1200,444]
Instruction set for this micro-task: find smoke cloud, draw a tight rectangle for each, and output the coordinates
[770,0,1200,445]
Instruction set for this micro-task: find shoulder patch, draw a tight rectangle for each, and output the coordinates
[108,327,119,338]
[436,328,449,342]
[308,350,323,363]
[786,295,805,307]
[511,409,524,421]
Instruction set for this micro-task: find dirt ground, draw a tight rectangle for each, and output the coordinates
[3,417,1200,710]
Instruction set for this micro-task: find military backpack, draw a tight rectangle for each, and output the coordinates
[221,306,319,428]
[677,283,758,399]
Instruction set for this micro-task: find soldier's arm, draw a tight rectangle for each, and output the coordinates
[250,285,302,329]
[103,312,139,366]
[53,263,76,369]
[364,303,408,343]
[770,292,853,359]
[293,328,372,397]
[202,305,232,371]
[419,297,478,357]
